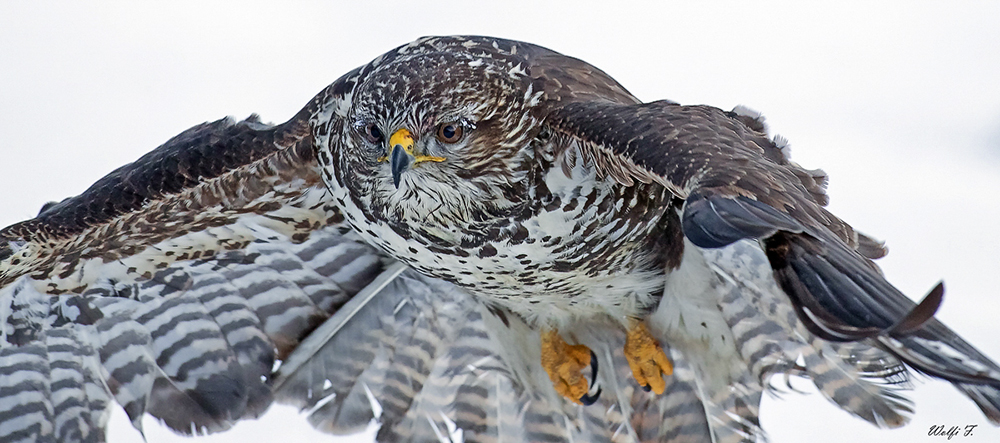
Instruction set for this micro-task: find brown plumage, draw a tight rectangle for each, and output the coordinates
[1,35,998,443]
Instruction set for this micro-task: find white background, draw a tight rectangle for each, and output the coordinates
[1,1,999,442]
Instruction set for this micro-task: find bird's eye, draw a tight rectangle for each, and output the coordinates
[436,122,464,144]
[361,123,384,143]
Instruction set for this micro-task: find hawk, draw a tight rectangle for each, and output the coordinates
[1,35,998,443]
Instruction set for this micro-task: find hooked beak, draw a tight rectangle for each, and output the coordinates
[384,128,445,188]
[390,142,412,188]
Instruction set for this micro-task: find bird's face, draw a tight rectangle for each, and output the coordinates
[339,52,544,235]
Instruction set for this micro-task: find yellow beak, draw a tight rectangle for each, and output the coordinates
[382,128,445,188]
[389,128,416,156]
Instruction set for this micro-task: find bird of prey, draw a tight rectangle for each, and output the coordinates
[1,35,998,443]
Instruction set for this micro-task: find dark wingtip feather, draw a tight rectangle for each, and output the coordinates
[957,384,1000,425]
[682,193,804,249]
[765,230,1000,424]
[886,282,943,336]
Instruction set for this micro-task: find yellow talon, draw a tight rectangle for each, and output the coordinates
[540,329,593,404]
[624,321,673,394]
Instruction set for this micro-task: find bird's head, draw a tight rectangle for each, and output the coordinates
[335,50,545,234]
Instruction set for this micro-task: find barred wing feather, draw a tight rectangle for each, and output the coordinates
[4,35,991,443]
[274,265,719,443]
[0,108,724,442]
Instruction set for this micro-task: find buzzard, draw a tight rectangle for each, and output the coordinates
[1,36,998,443]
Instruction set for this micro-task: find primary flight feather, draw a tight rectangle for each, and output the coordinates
[1,35,997,443]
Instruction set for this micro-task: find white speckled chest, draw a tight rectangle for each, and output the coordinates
[322,140,679,326]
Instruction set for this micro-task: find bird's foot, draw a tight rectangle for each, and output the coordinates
[540,329,601,405]
[624,321,673,394]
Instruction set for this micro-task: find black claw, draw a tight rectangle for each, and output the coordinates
[589,350,599,384]
[579,386,602,406]
[577,350,602,405]
[641,384,651,392]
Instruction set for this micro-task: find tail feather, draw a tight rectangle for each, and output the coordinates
[769,232,1000,422]
[801,341,912,427]
[628,362,713,443]
[276,266,730,442]
[704,239,914,429]
[956,384,1000,425]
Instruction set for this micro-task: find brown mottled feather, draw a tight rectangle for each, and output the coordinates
[543,100,857,247]
[3,35,1000,443]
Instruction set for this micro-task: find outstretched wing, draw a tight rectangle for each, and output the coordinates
[0,45,727,443]
[0,80,366,439]
[0,63,405,439]
[529,58,1000,423]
